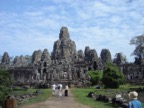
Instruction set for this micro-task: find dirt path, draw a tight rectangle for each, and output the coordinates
[19,90,90,108]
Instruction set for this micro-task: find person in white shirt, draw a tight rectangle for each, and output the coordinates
[52,83,57,96]
[58,83,63,97]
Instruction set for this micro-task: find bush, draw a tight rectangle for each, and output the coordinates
[87,70,103,85]
[0,67,12,104]
[102,63,125,88]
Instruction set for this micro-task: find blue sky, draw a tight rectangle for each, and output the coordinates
[0,0,144,62]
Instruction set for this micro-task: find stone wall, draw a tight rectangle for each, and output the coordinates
[120,64,144,83]
[9,67,33,84]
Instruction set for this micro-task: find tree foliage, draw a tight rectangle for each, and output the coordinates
[87,70,103,85]
[0,67,12,103]
[102,63,125,88]
[130,34,144,64]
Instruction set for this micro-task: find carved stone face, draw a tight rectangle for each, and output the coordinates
[59,27,69,40]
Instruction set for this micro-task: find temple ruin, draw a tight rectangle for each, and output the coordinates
[1,27,144,85]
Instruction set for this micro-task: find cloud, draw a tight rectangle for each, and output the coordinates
[0,0,144,62]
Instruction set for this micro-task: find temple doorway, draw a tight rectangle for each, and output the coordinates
[63,72,68,79]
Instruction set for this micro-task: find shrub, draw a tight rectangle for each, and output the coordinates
[0,67,12,104]
[87,70,103,85]
[102,63,125,88]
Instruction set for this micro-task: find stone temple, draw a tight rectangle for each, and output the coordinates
[1,27,94,85]
[1,27,144,86]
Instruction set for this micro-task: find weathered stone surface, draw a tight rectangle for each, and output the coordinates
[134,57,142,65]
[84,46,91,62]
[1,52,10,64]
[84,47,101,70]
[113,53,126,65]
[24,55,32,64]
[41,49,51,62]
[59,27,70,40]
[89,49,98,61]
[100,49,112,65]
[98,58,103,70]
[32,50,42,64]
[10,67,33,83]
[51,27,76,61]
[13,55,27,67]
[89,49,99,70]
[77,50,84,62]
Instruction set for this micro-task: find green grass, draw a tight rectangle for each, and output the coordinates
[20,88,51,105]
[11,88,36,96]
[71,84,144,108]
[11,88,51,107]
[71,88,114,108]
[119,84,144,89]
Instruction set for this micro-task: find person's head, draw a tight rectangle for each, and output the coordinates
[128,91,138,100]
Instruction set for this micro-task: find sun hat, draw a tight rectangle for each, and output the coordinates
[128,91,138,99]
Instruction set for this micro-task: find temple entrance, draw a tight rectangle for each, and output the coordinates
[63,72,68,79]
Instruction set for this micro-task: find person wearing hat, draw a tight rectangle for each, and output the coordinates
[128,91,142,108]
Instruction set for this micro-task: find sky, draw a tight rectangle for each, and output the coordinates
[0,0,144,62]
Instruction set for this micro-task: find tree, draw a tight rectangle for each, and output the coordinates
[87,70,103,85]
[0,67,12,104]
[130,34,144,64]
[102,63,125,88]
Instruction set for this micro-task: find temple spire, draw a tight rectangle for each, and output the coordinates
[59,27,70,40]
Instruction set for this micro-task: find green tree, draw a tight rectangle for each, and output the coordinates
[0,67,12,104]
[130,34,144,64]
[87,70,103,85]
[102,63,125,88]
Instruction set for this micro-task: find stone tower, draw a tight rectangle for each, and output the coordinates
[51,27,76,61]
[1,52,10,65]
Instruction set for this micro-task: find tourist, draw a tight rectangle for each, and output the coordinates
[127,91,142,108]
[52,83,57,96]
[58,83,63,97]
[64,84,69,96]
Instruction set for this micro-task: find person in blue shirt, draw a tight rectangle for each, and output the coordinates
[128,91,142,108]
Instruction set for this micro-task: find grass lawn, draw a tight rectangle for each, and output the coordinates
[12,87,36,96]
[71,84,144,108]
[19,88,51,105]
[71,88,114,108]
[12,88,52,107]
